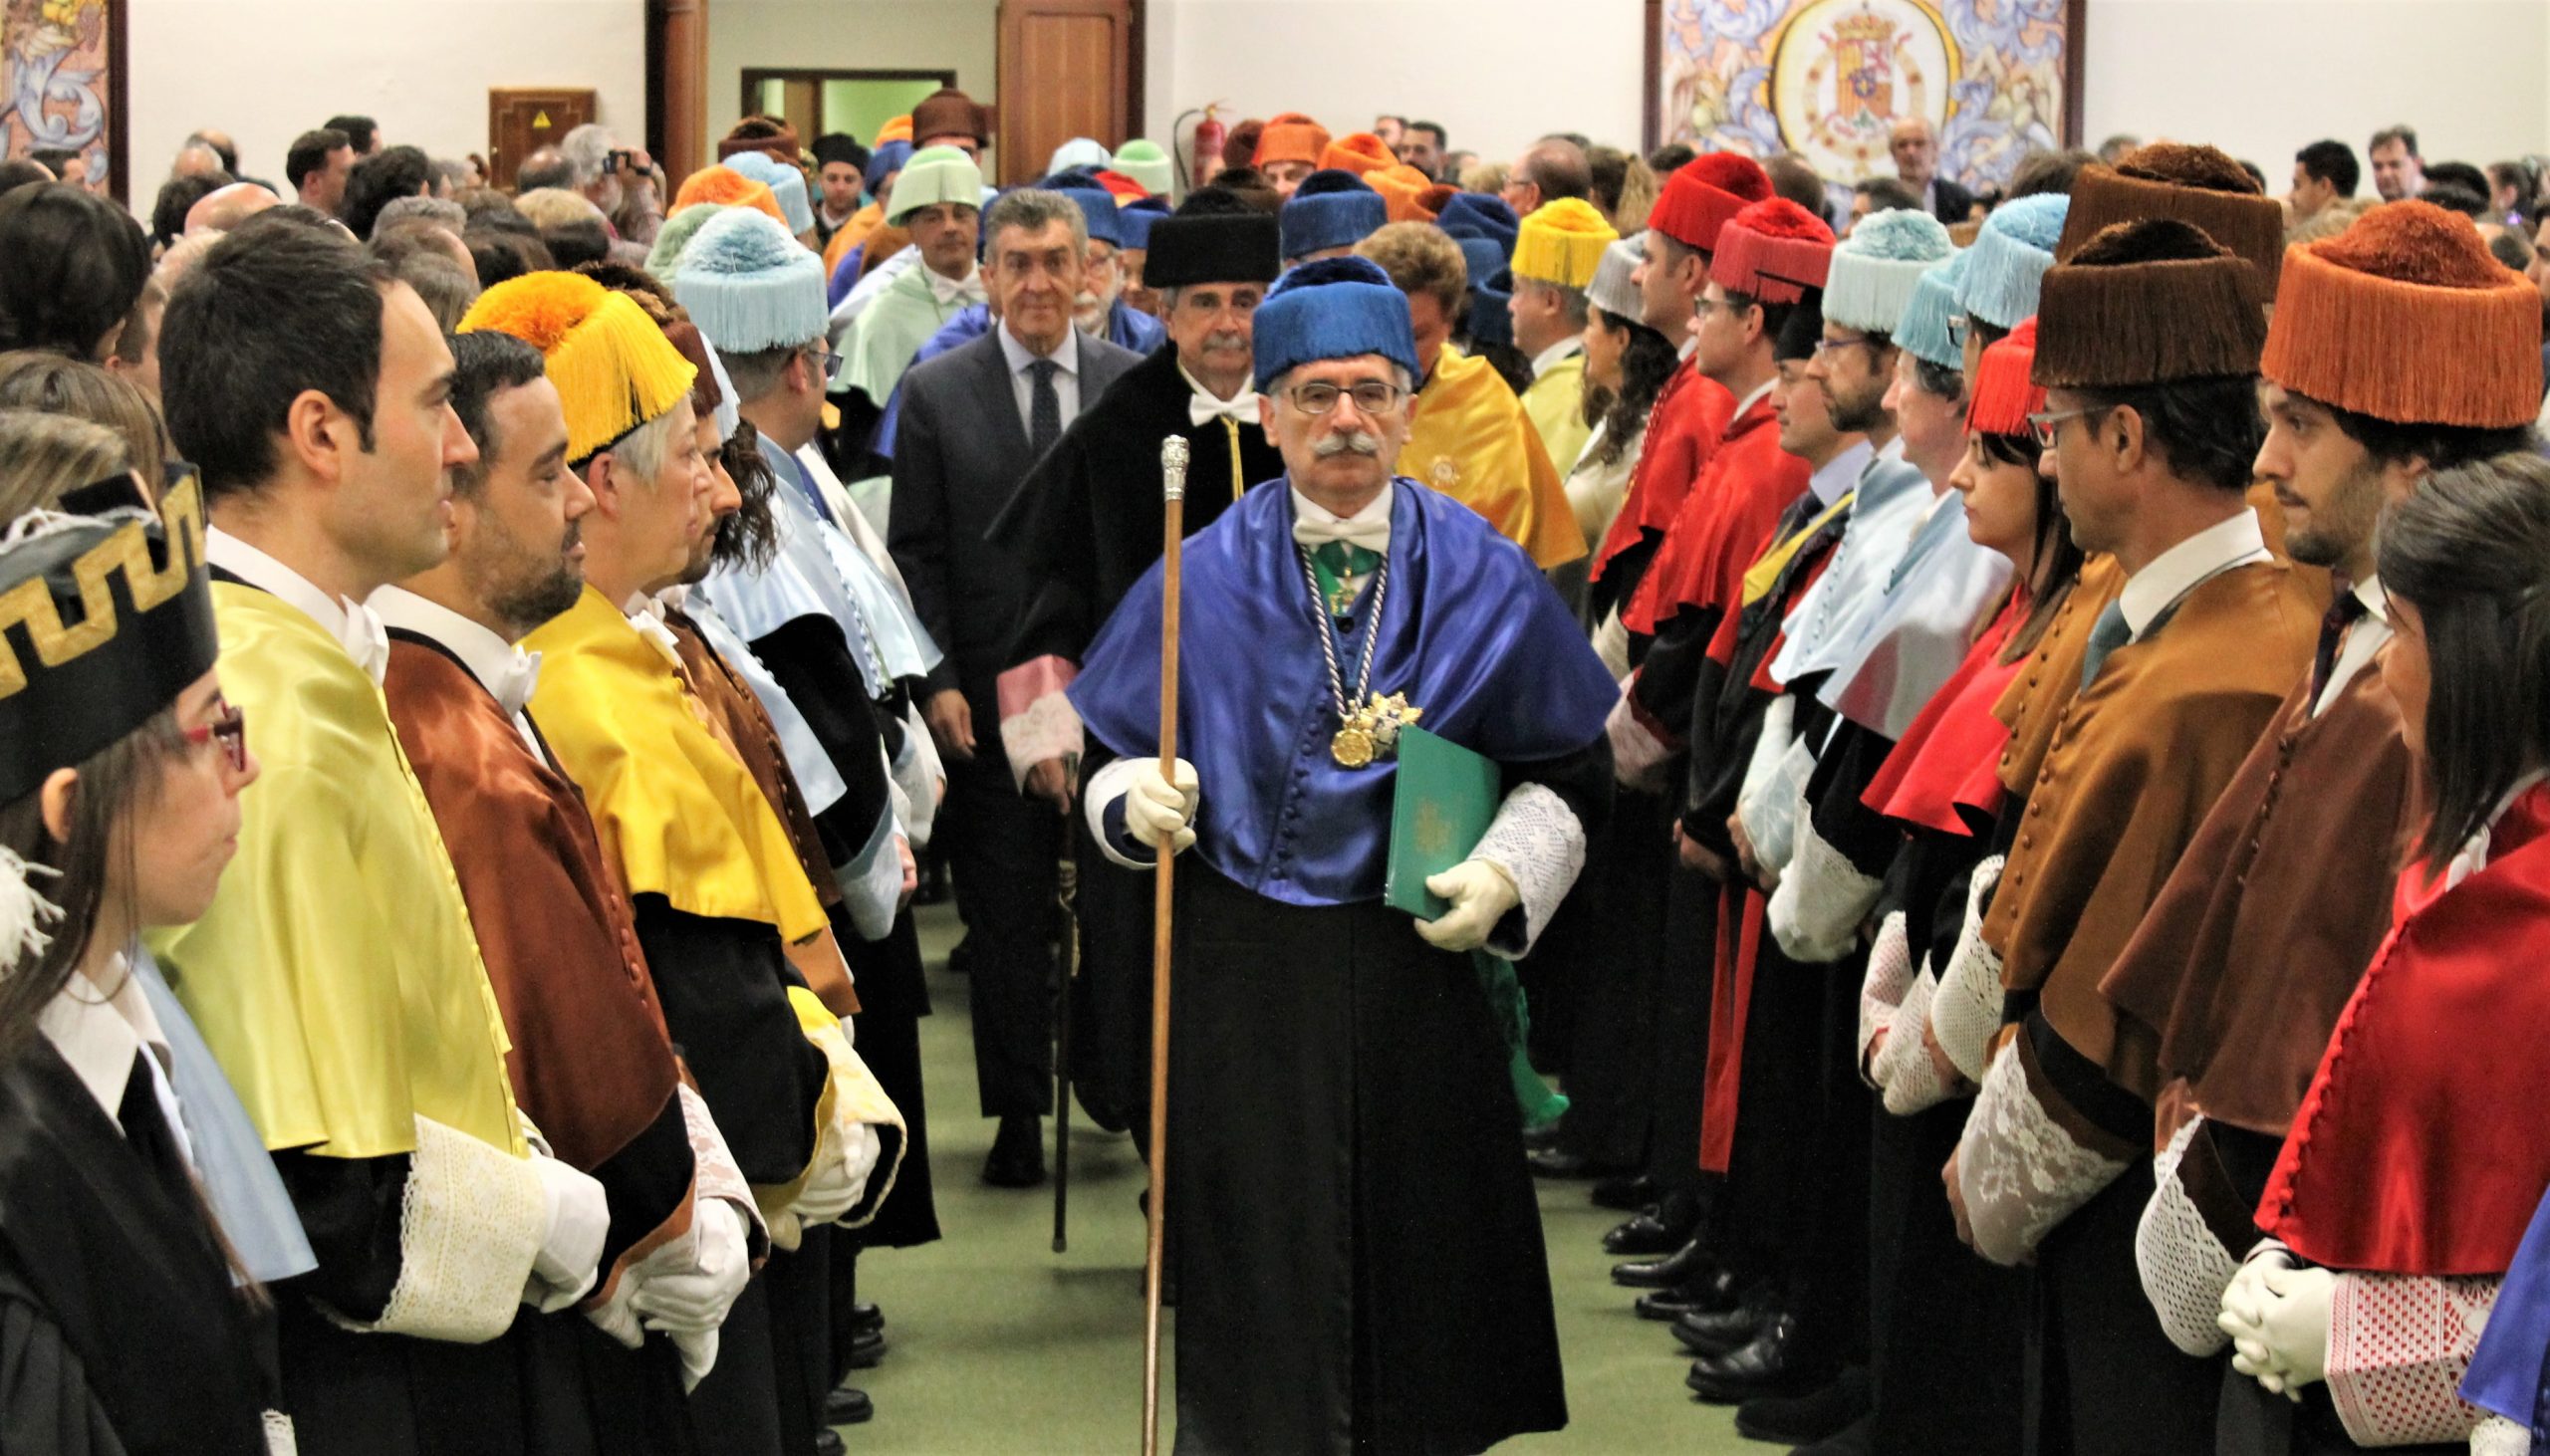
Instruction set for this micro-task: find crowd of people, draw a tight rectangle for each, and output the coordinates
[0,83,2547,1456]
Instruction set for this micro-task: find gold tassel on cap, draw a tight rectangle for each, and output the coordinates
[460,274,699,463]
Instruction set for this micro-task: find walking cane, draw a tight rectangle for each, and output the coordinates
[1052,781,1079,1255]
[1141,435,1189,1456]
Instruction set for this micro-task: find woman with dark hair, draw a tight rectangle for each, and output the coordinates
[2212,452,2550,1455]
[0,181,150,360]
[1562,237,1677,635]
[0,482,276,1452]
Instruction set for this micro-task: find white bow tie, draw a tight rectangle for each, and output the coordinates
[1189,391,1261,428]
[1291,513,1391,556]
[626,607,685,669]
[490,650,543,719]
[338,600,389,686]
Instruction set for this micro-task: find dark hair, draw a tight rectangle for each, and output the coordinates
[2489,227,2534,273]
[2008,148,2096,199]
[1764,153,1827,219]
[149,171,231,250]
[444,331,548,499]
[712,420,783,573]
[286,127,350,189]
[1647,143,1695,178]
[2377,450,2550,864]
[2488,160,2538,216]
[2369,124,2420,158]
[324,115,380,154]
[2320,397,2539,476]
[26,147,79,177]
[1856,176,1920,212]
[1719,287,1799,355]
[1407,121,1446,149]
[1589,308,1677,468]
[2070,374,2263,493]
[0,184,150,361]
[1912,356,1964,402]
[159,219,390,500]
[2295,139,2361,197]
[2418,183,2489,219]
[1975,431,2088,663]
[340,145,433,240]
[0,158,52,197]
[539,217,613,270]
[466,232,553,289]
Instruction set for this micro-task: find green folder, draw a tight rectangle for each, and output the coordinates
[1385,725,1500,919]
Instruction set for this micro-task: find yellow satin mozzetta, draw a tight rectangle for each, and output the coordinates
[1398,349,1586,570]
[523,586,830,944]
[151,586,525,1160]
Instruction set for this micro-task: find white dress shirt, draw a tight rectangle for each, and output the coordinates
[206,528,389,684]
[1529,337,1584,380]
[37,955,192,1170]
[1808,439,1877,510]
[369,586,549,763]
[1000,321,1082,433]
[1291,481,1395,601]
[2311,575,2393,720]
[2117,509,2273,640]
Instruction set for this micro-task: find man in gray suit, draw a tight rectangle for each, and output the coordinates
[890,188,1144,1186]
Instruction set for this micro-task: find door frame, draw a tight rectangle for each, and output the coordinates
[737,66,959,127]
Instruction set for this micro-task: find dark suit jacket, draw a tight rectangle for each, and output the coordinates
[1930,176,1976,224]
[888,325,1143,707]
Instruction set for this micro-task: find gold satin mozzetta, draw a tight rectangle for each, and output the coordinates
[1398,349,1586,570]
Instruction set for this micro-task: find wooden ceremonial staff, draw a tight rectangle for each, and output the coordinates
[1142,434,1189,1456]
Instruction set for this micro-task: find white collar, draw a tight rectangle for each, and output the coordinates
[36,954,172,1125]
[1677,335,1699,363]
[2119,510,2271,638]
[2353,574,2391,625]
[368,586,543,718]
[1732,377,1777,419]
[1529,337,1584,378]
[206,528,388,684]
[999,321,1080,376]
[1875,435,1907,464]
[1808,439,1876,509]
[2446,769,2550,888]
[1289,480,1395,554]
[923,262,981,306]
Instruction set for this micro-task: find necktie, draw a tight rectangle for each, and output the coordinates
[1310,541,1381,617]
[1027,358,1062,456]
[2078,601,2133,690]
[2307,590,2371,705]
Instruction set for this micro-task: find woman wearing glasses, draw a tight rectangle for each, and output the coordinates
[0,476,278,1453]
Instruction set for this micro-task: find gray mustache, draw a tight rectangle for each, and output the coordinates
[1312,431,1383,458]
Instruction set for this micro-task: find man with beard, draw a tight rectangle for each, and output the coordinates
[1052,179,1168,353]
[375,329,762,1452]
[984,187,1285,1135]
[153,215,606,1451]
[463,271,906,1456]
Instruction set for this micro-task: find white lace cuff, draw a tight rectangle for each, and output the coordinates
[1771,811,1882,963]
[1471,782,1587,961]
[1955,1038,2130,1267]
[2138,1116,2240,1356]
[1857,909,1913,1082]
[1879,970,1957,1115]
[2328,1271,2498,1448]
[1930,854,2008,1085]
[1734,697,1802,869]
[996,655,1085,791]
[2471,1414,2530,1455]
[326,1115,548,1343]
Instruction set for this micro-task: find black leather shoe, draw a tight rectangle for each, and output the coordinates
[1612,1236,1717,1290]
[848,1301,884,1335]
[982,1114,1046,1187]
[1685,1314,1826,1403]
[1604,1206,1693,1256]
[845,1326,886,1369]
[1786,1413,1875,1455]
[1588,1172,1655,1211]
[824,1385,875,1426]
[1634,1266,1744,1323]
[1669,1291,1775,1355]
[1734,1365,1869,1444]
[816,1430,846,1455]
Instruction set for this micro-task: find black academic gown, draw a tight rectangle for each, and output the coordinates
[985,343,1287,1135]
[0,1040,270,1456]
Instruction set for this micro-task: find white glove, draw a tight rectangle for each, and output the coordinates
[2220,1241,2335,1398]
[524,1153,611,1312]
[793,1118,883,1227]
[1416,859,1521,953]
[670,1327,720,1392]
[629,1198,752,1335]
[1124,758,1199,854]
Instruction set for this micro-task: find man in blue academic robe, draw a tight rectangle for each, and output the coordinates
[1070,256,1619,1453]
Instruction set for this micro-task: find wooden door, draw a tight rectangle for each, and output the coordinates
[488,88,597,190]
[996,0,1134,186]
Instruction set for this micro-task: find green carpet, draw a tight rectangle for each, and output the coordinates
[844,902,1760,1453]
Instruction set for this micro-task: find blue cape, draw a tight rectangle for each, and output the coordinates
[1070,477,1614,906]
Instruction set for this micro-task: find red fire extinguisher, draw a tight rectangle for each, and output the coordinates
[1184,106,1227,190]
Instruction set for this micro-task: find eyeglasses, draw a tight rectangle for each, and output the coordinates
[1813,335,1885,358]
[182,699,248,774]
[806,347,843,382]
[2025,406,2103,448]
[1285,380,1403,416]
[1946,315,1970,346]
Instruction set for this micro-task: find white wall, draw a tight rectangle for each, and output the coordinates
[2081,0,2550,178]
[128,0,643,196]
[705,0,997,140]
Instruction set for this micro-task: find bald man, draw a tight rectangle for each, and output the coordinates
[1887,118,1974,223]
[184,181,278,235]
[170,143,224,180]
[1501,137,1591,218]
